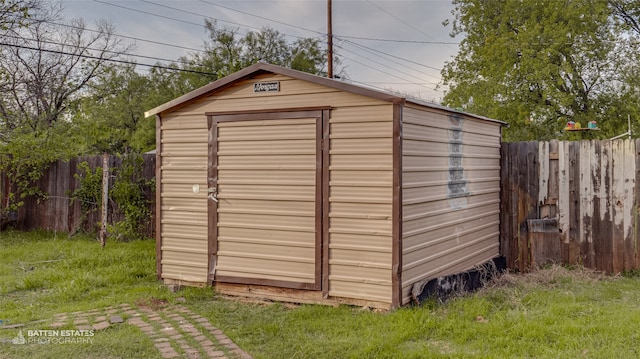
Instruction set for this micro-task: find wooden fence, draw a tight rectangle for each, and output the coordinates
[501,139,640,273]
[0,154,156,238]
[5,141,640,273]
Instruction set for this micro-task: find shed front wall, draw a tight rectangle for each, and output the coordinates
[400,105,501,305]
[158,73,394,304]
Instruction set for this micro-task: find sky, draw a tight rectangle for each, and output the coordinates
[60,0,461,102]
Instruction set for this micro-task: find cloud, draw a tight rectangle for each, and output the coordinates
[61,0,459,101]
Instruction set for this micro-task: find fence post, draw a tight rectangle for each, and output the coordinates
[100,153,109,247]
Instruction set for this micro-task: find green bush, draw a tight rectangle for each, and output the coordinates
[72,153,154,241]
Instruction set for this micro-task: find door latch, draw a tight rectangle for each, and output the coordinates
[208,187,218,202]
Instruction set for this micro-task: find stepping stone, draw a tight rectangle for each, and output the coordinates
[184,348,200,358]
[218,338,233,345]
[206,349,226,358]
[159,347,179,359]
[92,321,110,331]
[1,324,24,329]
[110,315,124,324]
[139,325,154,333]
[127,318,145,325]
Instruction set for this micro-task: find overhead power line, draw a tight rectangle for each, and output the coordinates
[342,38,443,73]
[0,42,216,76]
[338,34,459,45]
[2,33,193,66]
[334,43,435,90]
[95,0,308,41]
[91,0,450,79]
[365,0,452,45]
[337,47,438,87]
[93,0,206,29]
[198,0,324,36]
[51,0,451,97]
[27,18,206,54]
[338,39,441,80]
[139,0,267,33]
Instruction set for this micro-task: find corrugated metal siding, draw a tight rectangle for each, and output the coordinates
[215,118,317,284]
[160,113,209,282]
[328,105,393,303]
[401,106,501,305]
[159,73,394,304]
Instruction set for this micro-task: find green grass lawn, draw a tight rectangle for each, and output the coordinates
[1,230,640,358]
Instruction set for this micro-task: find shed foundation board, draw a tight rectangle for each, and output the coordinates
[215,283,392,310]
[163,278,208,288]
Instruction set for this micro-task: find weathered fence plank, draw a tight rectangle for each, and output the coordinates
[501,139,640,274]
[499,142,510,265]
[557,141,570,264]
[623,140,636,271]
[578,141,592,267]
[636,139,640,268]
[568,141,579,265]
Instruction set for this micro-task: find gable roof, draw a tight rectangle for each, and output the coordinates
[144,62,506,126]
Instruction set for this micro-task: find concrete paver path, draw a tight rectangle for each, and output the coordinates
[50,303,253,359]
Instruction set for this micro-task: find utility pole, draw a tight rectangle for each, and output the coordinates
[327,0,333,79]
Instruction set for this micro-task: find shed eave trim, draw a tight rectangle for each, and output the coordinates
[144,62,407,117]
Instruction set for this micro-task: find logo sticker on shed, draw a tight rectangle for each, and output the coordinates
[253,81,280,93]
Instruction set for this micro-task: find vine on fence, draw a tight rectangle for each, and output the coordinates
[0,130,75,212]
[72,153,154,241]
[72,162,103,230]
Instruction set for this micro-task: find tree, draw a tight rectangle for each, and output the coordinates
[0,1,128,133]
[0,0,129,209]
[195,21,328,78]
[441,0,635,141]
[74,64,148,153]
[74,61,218,155]
[611,0,640,35]
[73,20,332,156]
[0,0,33,31]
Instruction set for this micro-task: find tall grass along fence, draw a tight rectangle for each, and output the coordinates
[0,154,155,238]
[501,139,640,274]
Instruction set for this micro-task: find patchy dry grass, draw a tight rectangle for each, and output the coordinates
[188,265,640,358]
[2,231,640,358]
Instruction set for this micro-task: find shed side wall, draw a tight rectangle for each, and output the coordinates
[158,73,394,304]
[401,106,501,305]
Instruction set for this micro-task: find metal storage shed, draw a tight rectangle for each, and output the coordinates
[145,63,505,309]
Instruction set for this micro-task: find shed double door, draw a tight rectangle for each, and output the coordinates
[207,109,328,290]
